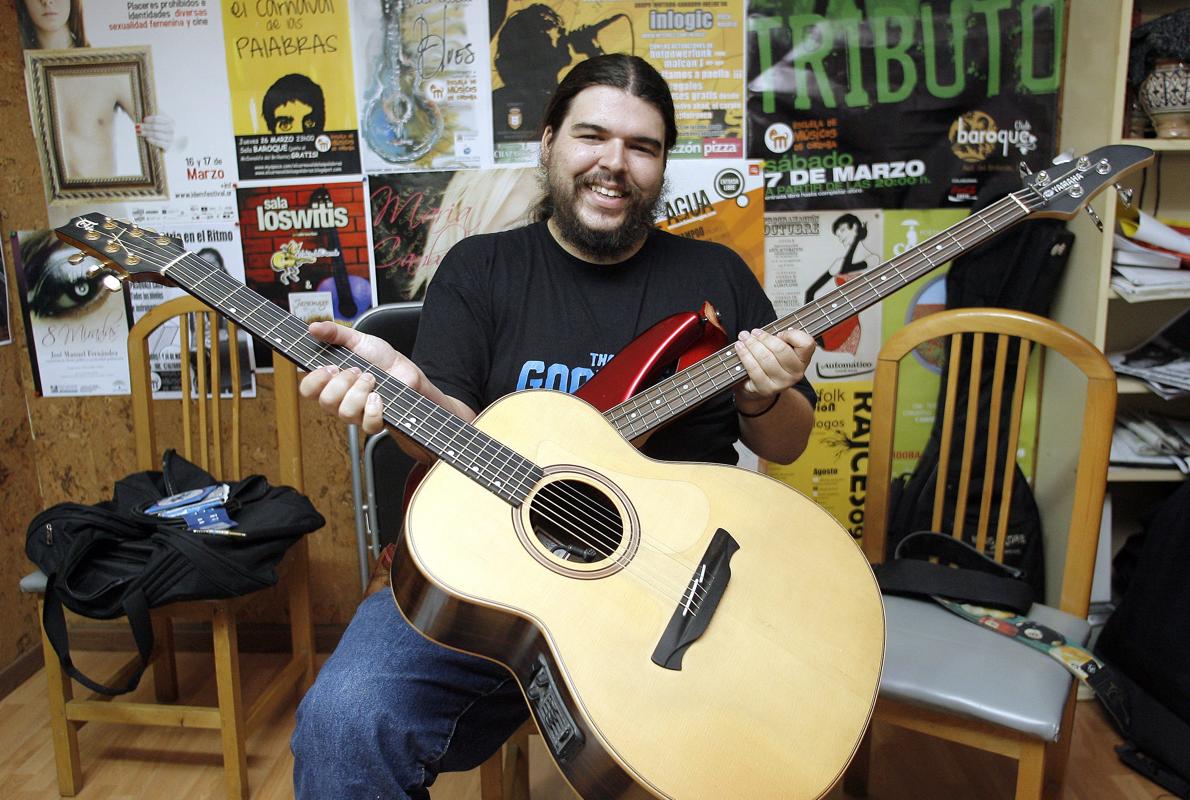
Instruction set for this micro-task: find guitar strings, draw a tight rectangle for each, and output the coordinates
[116,247,715,612]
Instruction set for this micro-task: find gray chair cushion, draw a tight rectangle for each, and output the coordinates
[20,570,47,594]
[880,595,1091,741]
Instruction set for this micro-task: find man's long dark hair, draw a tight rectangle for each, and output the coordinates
[534,54,676,222]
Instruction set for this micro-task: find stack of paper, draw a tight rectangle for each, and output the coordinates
[1114,211,1190,270]
[1111,263,1190,301]
[1110,411,1190,474]
[1108,307,1190,397]
[1113,234,1183,269]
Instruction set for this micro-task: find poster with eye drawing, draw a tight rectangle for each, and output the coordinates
[489,0,746,165]
[763,208,882,382]
[353,0,490,172]
[11,231,132,397]
[126,224,257,399]
[17,2,241,228]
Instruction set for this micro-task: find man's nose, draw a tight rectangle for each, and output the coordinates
[599,139,626,172]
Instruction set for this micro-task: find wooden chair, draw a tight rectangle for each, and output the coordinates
[844,307,1116,800]
[34,295,316,799]
[479,720,535,800]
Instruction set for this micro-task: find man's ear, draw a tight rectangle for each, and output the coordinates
[540,127,554,160]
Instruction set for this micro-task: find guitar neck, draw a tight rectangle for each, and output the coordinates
[159,254,540,506]
[605,189,1039,439]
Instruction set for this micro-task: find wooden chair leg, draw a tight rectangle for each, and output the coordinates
[480,747,505,800]
[843,724,872,797]
[151,614,178,703]
[39,603,82,796]
[1015,740,1047,800]
[1043,689,1079,798]
[505,723,531,800]
[288,539,316,693]
[212,604,248,800]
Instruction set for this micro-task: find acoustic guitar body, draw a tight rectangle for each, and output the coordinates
[393,390,885,800]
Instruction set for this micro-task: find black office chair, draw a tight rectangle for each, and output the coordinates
[347,302,423,592]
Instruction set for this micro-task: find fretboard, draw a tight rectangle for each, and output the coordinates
[159,256,542,507]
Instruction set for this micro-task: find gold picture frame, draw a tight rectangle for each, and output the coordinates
[24,46,168,205]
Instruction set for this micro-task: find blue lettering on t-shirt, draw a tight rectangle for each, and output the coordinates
[516,360,594,393]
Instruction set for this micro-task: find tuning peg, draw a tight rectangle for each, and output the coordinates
[1085,204,1104,232]
[101,274,124,292]
[1052,149,1074,164]
[85,263,103,278]
[1018,162,1033,180]
[1115,183,1135,208]
[68,252,86,265]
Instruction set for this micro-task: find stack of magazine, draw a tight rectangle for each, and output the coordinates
[1108,307,1190,399]
[1111,411,1190,474]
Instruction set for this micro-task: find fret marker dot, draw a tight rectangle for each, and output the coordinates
[655,399,662,405]
[447,450,455,457]
[881,275,888,280]
[682,383,689,390]
[936,245,943,250]
[228,307,236,313]
[273,337,282,343]
[831,303,838,309]
[630,412,638,418]
[735,366,742,372]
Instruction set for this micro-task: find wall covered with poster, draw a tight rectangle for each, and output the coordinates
[0,0,1062,658]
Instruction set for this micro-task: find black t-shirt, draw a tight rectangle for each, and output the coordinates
[413,221,817,465]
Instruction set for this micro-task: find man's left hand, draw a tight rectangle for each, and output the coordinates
[732,327,815,414]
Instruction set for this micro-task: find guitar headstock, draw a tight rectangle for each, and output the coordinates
[1023,144,1153,220]
[54,213,186,285]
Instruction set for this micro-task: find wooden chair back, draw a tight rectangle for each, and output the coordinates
[127,295,303,489]
[863,307,1116,618]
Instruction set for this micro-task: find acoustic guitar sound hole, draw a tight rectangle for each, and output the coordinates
[528,479,624,565]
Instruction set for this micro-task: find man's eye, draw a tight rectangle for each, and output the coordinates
[276,117,294,132]
[303,118,317,131]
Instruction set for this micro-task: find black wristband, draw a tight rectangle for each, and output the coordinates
[737,393,780,418]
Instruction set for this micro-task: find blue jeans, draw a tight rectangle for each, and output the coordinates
[291,591,529,799]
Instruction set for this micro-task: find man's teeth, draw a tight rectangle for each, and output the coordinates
[591,185,625,198]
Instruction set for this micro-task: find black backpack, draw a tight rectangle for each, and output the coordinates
[26,450,324,696]
[1095,482,1190,795]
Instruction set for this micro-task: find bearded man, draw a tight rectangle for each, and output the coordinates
[291,54,817,799]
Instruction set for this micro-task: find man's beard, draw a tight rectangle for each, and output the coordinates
[545,165,664,261]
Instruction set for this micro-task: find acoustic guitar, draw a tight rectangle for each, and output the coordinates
[56,144,1151,799]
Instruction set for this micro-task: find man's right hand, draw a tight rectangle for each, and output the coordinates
[299,321,436,435]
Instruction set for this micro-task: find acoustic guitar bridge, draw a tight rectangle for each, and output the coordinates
[651,528,739,670]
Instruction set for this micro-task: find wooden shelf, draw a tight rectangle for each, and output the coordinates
[1117,377,1150,394]
[1107,465,1187,482]
[1117,137,1190,152]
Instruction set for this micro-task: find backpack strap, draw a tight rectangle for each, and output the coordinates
[873,531,1035,614]
[41,576,154,696]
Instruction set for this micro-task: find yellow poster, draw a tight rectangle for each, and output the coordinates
[222,0,360,178]
[489,0,745,164]
[767,381,873,539]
